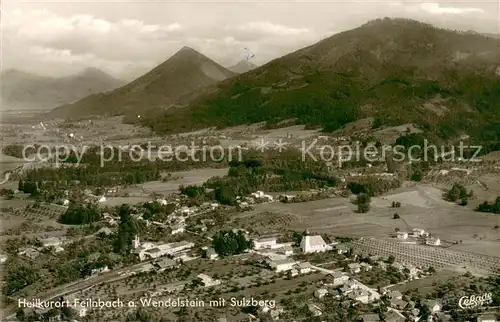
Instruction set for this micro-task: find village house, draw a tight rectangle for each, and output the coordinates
[0,254,7,264]
[387,290,403,300]
[278,245,293,256]
[412,228,428,237]
[348,263,362,274]
[314,288,328,299]
[294,262,314,274]
[39,237,63,248]
[391,262,405,271]
[96,227,113,236]
[476,314,498,322]
[390,298,408,310]
[348,289,373,304]
[254,237,278,250]
[426,237,441,246]
[171,223,185,235]
[424,299,442,313]
[308,303,322,317]
[267,258,298,272]
[18,247,40,260]
[323,271,350,286]
[377,261,388,270]
[335,244,350,255]
[360,262,373,271]
[206,248,218,260]
[91,266,109,275]
[197,273,221,287]
[396,231,409,239]
[385,310,406,322]
[260,305,284,321]
[134,237,195,261]
[434,312,452,322]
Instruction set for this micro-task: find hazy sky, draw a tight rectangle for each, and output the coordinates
[2,0,499,80]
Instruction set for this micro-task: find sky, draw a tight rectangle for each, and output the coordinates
[2,0,499,80]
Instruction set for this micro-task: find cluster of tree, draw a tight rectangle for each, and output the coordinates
[212,230,252,256]
[18,180,40,195]
[3,261,40,296]
[142,201,176,220]
[347,178,401,197]
[179,185,205,198]
[21,146,229,189]
[475,197,500,214]
[58,202,101,225]
[143,40,500,157]
[113,205,138,255]
[2,144,32,159]
[444,183,472,206]
[391,201,401,208]
[356,193,372,213]
[178,150,339,205]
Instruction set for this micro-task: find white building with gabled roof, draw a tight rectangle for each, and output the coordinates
[254,237,278,250]
[300,234,331,253]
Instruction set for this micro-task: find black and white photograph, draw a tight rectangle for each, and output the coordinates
[1,0,500,321]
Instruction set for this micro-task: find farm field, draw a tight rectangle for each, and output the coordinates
[351,238,500,275]
[238,183,500,258]
[388,269,460,295]
[140,168,229,195]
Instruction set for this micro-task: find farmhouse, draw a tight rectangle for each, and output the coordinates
[385,310,406,322]
[294,262,314,274]
[278,245,293,256]
[254,237,278,250]
[268,258,298,272]
[171,223,185,235]
[425,237,441,246]
[314,288,328,299]
[206,248,218,260]
[424,299,442,313]
[396,231,409,239]
[197,273,221,287]
[18,247,40,260]
[476,314,497,322]
[335,244,350,254]
[348,289,373,303]
[39,237,63,248]
[348,263,362,274]
[323,271,349,286]
[412,228,428,237]
[300,234,331,253]
[360,262,373,271]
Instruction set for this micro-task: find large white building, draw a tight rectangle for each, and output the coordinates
[300,235,331,253]
[134,236,194,261]
[254,237,278,250]
[268,258,298,272]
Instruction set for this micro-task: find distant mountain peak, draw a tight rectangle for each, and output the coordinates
[228,60,258,73]
[80,67,113,78]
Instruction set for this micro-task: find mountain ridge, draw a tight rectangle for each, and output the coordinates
[46,46,237,119]
[1,68,124,111]
[143,18,500,147]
